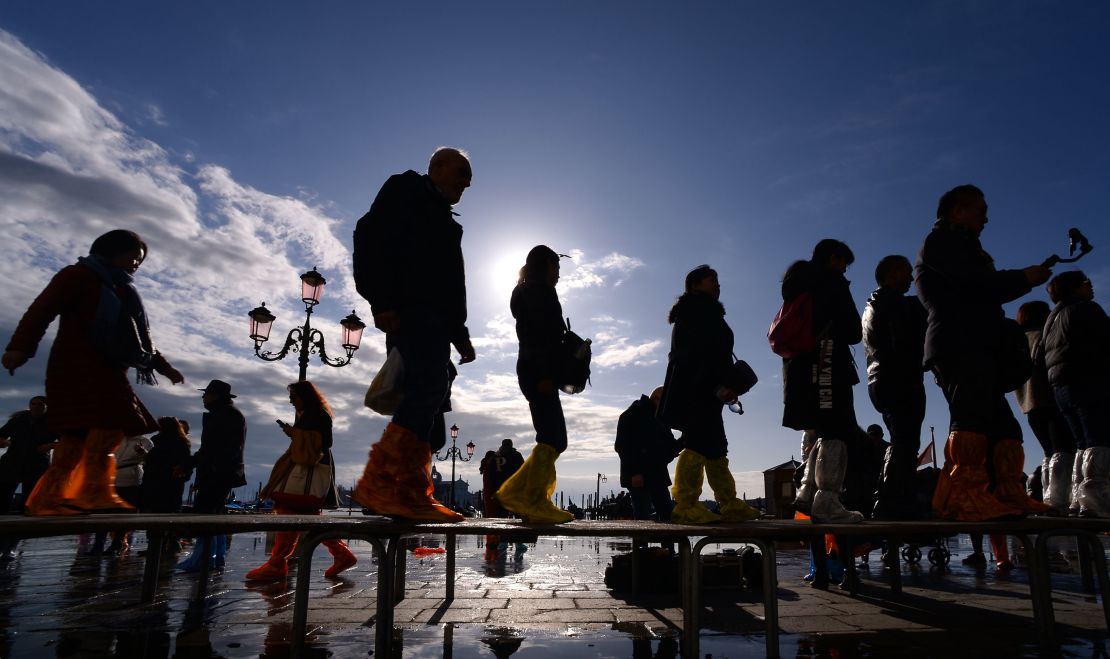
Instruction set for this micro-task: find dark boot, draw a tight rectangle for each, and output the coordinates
[872,443,919,520]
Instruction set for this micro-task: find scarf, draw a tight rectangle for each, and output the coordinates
[77,255,158,385]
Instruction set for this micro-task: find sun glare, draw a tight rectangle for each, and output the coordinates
[490,250,524,302]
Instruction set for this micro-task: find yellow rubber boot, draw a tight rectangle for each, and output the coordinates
[670,450,721,524]
[705,457,760,522]
[496,444,573,524]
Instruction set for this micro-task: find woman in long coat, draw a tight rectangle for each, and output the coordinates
[659,265,760,524]
[2,230,184,515]
[246,381,356,581]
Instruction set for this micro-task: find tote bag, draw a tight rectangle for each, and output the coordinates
[277,461,332,502]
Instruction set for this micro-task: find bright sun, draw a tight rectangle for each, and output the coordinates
[490,250,524,301]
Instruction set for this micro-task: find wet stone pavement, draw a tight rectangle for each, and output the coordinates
[0,513,1108,658]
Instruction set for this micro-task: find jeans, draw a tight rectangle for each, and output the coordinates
[390,308,452,444]
[1054,382,1110,450]
[518,374,567,453]
[629,484,674,521]
[932,355,1023,441]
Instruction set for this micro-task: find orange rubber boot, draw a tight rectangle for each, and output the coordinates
[354,423,462,522]
[24,434,85,516]
[932,431,1022,521]
[323,540,357,578]
[394,441,464,522]
[993,439,1051,515]
[246,531,297,582]
[353,423,407,514]
[989,534,1013,570]
[67,429,133,513]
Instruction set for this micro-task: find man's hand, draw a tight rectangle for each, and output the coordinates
[715,386,738,403]
[373,311,401,334]
[164,366,185,385]
[2,350,27,375]
[1023,265,1052,286]
[537,378,554,395]
[454,338,476,364]
[629,474,644,488]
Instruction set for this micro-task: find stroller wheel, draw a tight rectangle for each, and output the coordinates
[902,545,922,564]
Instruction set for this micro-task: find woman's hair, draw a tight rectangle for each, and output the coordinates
[1016,300,1051,330]
[1048,270,1088,304]
[518,245,560,285]
[157,416,190,448]
[811,239,854,267]
[90,229,147,261]
[684,264,717,293]
[288,380,333,419]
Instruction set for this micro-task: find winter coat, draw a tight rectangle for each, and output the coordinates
[193,402,247,493]
[915,220,1032,369]
[113,435,153,488]
[614,395,680,488]
[861,287,926,387]
[658,293,734,432]
[0,412,56,483]
[511,280,565,384]
[1043,299,1110,388]
[141,432,192,513]
[780,260,862,432]
[5,264,176,436]
[352,170,470,345]
[1014,329,1056,413]
[261,409,339,511]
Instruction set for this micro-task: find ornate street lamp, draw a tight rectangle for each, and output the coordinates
[435,424,476,510]
[247,267,366,382]
[595,473,607,520]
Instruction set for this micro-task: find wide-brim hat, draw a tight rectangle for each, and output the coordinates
[198,379,237,398]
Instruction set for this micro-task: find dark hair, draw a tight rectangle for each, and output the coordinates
[1016,300,1051,329]
[874,255,910,286]
[936,184,984,221]
[157,416,190,449]
[811,239,854,267]
[684,264,717,293]
[288,380,333,419]
[518,245,560,285]
[29,395,46,405]
[89,229,147,261]
[866,424,884,435]
[1048,270,1089,304]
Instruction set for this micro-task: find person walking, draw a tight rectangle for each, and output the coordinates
[178,379,246,571]
[246,381,356,581]
[496,246,576,524]
[1043,270,1110,517]
[614,387,680,521]
[659,265,760,524]
[2,229,184,516]
[917,184,1051,520]
[861,255,928,519]
[142,417,194,514]
[351,147,475,522]
[1014,300,1076,514]
[783,241,866,523]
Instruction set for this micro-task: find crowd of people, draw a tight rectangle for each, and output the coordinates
[2,149,1107,589]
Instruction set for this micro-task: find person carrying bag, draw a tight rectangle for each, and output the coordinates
[246,381,357,582]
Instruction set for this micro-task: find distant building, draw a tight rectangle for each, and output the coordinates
[763,459,801,519]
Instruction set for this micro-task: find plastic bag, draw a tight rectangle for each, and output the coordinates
[365,347,404,415]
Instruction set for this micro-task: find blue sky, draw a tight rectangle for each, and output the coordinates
[1,2,1108,504]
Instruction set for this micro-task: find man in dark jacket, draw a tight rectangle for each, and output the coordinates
[352,147,475,523]
[916,184,1051,521]
[862,255,927,519]
[0,396,57,514]
[615,387,680,521]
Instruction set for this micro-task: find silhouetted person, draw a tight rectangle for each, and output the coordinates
[659,265,760,523]
[862,254,927,519]
[615,386,679,521]
[1014,300,1075,513]
[0,396,56,514]
[352,147,475,523]
[917,184,1050,520]
[496,246,576,524]
[2,229,184,515]
[142,417,193,514]
[784,240,865,523]
[1043,270,1110,517]
[178,379,245,571]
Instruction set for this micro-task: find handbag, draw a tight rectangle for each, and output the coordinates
[365,347,404,415]
[768,291,816,358]
[277,461,333,501]
[557,317,592,394]
[724,355,759,396]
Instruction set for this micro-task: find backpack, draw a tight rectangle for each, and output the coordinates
[768,291,816,358]
[556,317,592,394]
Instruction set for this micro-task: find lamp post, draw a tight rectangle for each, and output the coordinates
[247,267,366,382]
[595,473,607,520]
[435,424,475,510]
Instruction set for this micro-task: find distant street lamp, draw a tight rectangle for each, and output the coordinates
[595,473,607,520]
[247,267,366,382]
[435,424,476,510]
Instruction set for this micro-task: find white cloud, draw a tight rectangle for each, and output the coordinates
[558,249,645,291]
